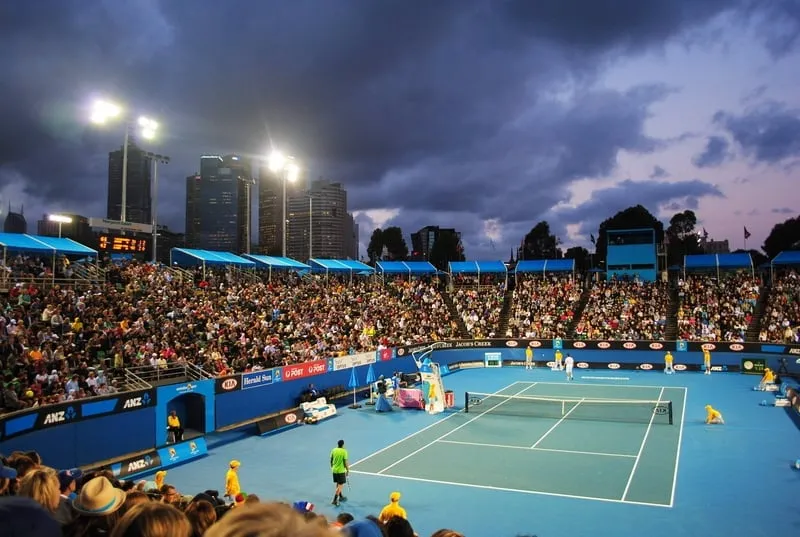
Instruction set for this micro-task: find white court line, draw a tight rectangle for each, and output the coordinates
[580,376,630,381]
[375,383,536,474]
[668,386,688,508]
[439,439,636,458]
[349,469,670,509]
[529,398,585,449]
[620,386,665,501]
[516,381,676,391]
[350,381,521,468]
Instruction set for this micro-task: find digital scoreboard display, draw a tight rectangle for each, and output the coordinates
[97,233,149,253]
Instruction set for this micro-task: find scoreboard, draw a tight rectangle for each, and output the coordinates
[97,233,150,253]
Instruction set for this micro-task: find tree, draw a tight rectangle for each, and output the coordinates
[381,226,409,260]
[521,221,560,260]
[665,210,702,266]
[366,228,383,264]
[429,229,464,271]
[595,205,665,264]
[762,215,800,259]
[563,246,590,272]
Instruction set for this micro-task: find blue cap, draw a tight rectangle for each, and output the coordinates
[0,497,62,537]
[0,466,17,480]
[57,468,83,490]
[344,519,384,537]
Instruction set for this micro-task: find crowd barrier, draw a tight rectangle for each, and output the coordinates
[2,339,798,470]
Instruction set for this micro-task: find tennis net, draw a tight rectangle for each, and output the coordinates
[464,391,673,425]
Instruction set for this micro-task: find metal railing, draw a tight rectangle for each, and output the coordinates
[124,362,214,385]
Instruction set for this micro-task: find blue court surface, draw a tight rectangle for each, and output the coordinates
[144,367,800,537]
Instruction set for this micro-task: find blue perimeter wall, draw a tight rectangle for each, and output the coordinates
[2,345,798,470]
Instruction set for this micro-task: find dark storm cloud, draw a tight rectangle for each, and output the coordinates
[650,166,669,179]
[692,136,732,168]
[0,0,783,251]
[713,101,800,164]
[771,207,794,214]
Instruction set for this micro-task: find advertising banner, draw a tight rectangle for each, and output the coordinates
[241,370,276,390]
[215,375,242,394]
[110,451,162,479]
[157,437,208,469]
[740,358,766,375]
[281,359,329,382]
[333,352,376,371]
[256,408,305,436]
[377,348,394,361]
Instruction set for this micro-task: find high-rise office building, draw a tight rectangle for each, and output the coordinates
[37,213,92,244]
[3,203,27,234]
[107,143,152,224]
[184,154,252,252]
[257,166,303,255]
[286,179,357,261]
[411,226,461,260]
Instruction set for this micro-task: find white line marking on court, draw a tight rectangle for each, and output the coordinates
[439,439,636,458]
[350,381,521,469]
[529,398,585,449]
[621,386,665,501]
[349,469,670,508]
[517,381,676,391]
[580,376,631,381]
[668,386,688,508]
[375,383,536,474]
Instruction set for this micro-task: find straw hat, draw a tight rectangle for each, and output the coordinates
[71,476,125,516]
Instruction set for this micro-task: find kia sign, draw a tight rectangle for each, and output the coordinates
[282,360,329,382]
[215,375,242,394]
[241,370,275,390]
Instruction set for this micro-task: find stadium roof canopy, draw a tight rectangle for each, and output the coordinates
[376,261,437,275]
[515,259,575,273]
[243,254,310,270]
[309,258,374,274]
[684,253,753,270]
[170,248,255,268]
[771,250,800,266]
[448,260,507,274]
[0,233,97,256]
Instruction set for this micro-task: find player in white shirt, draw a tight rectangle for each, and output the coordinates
[564,353,575,381]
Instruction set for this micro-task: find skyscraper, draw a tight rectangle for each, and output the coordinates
[411,226,461,260]
[184,154,251,252]
[286,179,357,260]
[3,203,27,234]
[107,143,152,224]
[257,166,303,255]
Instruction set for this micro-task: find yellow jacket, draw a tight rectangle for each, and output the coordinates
[226,469,240,497]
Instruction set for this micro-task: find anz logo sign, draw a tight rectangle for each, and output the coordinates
[122,392,152,410]
[42,406,77,426]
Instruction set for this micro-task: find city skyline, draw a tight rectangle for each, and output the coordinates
[1,2,799,260]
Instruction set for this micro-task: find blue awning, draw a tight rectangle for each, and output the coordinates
[0,233,98,256]
[684,253,753,270]
[243,254,310,270]
[515,259,575,273]
[170,248,255,267]
[376,261,437,275]
[772,250,800,266]
[448,260,508,274]
[309,259,374,273]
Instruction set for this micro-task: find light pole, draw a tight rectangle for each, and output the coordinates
[268,151,300,257]
[90,100,159,223]
[143,152,170,263]
[48,214,72,238]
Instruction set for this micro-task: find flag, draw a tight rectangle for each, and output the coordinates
[590,234,596,245]
[744,227,751,240]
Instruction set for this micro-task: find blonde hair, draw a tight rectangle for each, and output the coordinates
[205,502,339,537]
[110,502,192,537]
[431,531,465,537]
[18,467,60,513]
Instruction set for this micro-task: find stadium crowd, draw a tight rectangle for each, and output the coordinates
[759,270,799,343]
[573,279,669,340]
[676,273,760,342]
[507,274,580,339]
[0,450,464,536]
[450,281,505,339]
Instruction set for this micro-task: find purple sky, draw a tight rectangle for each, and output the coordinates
[1,1,798,260]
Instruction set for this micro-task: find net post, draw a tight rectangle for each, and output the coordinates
[668,400,673,425]
[465,392,469,413]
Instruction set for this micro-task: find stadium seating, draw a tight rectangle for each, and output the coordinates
[676,273,760,342]
[759,270,800,343]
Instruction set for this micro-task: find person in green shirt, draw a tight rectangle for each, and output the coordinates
[330,439,349,506]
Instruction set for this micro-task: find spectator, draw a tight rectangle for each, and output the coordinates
[110,501,192,537]
[17,467,61,515]
[760,270,799,343]
[508,274,580,339]
[576,279,668,340]
[677,273,759,342]
[66,475,126,537]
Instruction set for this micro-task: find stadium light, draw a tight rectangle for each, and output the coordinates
[48,214,73,238]
[266,150,301,257]
[90,98,162,222]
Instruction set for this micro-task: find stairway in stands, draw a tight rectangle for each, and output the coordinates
[746,284,771,342]
[442,291,470,338]
[567,287,593,337]
[496,282,516,337]
[664,285,680,340]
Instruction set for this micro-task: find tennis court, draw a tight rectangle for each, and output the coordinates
[350,380,687,507]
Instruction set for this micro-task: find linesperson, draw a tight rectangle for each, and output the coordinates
[330,439,349,506]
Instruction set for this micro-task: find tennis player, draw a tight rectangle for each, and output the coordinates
[564,353,575,381]
[664,351,674,374]
[525,347,533,370]
[554,349,563,370]
[705,404,724,424]
[330,440,349,506]
[703,348,712,375]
